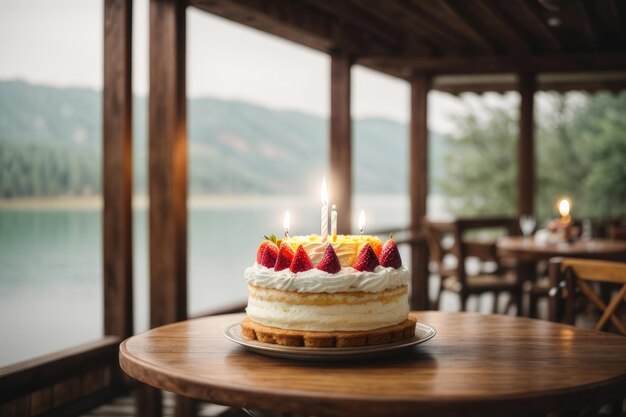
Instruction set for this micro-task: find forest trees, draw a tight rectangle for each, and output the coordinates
[439,91,626,222]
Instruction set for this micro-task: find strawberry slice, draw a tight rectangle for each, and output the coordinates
[256,235,277,264]
[259,243,279,268]
[379,238,402,269]
[317,244,341,274]
[274,242,295,271]
[352,243,379,272]
[290,245,313,273]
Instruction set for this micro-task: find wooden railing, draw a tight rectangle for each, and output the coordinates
[0,337,123,416]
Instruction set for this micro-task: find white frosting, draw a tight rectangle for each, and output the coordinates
[245,264,410,293]
[246,286,409,331]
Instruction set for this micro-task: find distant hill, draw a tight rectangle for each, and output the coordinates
[0,80,447,197]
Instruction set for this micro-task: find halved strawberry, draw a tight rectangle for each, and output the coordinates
[317,244,341,274]
[256,235,277,264]
[290,245,313,273]
[379,238,402,269]
[274,242,295,271]
[352,243,379,272]
[260,243,279,268]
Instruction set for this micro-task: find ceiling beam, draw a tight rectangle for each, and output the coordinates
[471,0,531,53]
[573,0,598,47]
[304,0,402,49]
[385,0,465,52]
[595,0,625,44]
[349,0,452,54]
[434,80,626,95]
[512,0,561,52]
[190,0,394,57]
[436,0,496,53]
[357,52,626,74]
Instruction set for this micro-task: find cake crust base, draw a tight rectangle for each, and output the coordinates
[240,316,417,348]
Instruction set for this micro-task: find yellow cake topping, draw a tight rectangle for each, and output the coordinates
[285,234,382,267]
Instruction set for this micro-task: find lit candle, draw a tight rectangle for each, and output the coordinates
[283,211,290,239]
[358,210,365,237]
[321,177,329,242]
[558,198,571,225]
[331,204,337,241]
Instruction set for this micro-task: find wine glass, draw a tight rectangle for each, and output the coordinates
[519,215,536,243]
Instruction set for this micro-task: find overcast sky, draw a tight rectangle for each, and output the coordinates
[0,0,520,133]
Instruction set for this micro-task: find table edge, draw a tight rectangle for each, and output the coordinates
[118,313,626,416]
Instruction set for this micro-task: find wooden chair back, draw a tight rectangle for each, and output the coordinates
[453,217,517,285]
[422,219,457,279]
[552,258,626,335]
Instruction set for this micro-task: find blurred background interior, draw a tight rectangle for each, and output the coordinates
[1,0,625,416]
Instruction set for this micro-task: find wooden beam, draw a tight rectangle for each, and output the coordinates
[146,1,188,416]
[357,52,626,74]
[409,74,431,311]
[149,0,187,330]
[436,0,496,53]
[306,0,402,50]
[518,73,535,217]
[512,0,561,52]
[596,0,625,44]
[103,0,133,345]
[348,0,434,55]
[472,0,531,53]
[572,0,597,47]
[191,0,395,57]
[329,53,352,234]
[434,79,626,95]
[386,0,464,52]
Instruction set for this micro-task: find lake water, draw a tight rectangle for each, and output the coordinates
[1,194,452,366]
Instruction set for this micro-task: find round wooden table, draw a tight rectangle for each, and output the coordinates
[497,236,626,262]
[119,312,626,417]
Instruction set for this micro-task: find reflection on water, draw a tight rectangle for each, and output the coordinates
[0,195,412,366]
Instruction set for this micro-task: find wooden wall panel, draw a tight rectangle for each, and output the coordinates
[329,53,352,234]
[409,74,431,310]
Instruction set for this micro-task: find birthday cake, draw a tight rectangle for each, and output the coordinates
[241,234,415,347]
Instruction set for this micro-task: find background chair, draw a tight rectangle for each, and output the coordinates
[549,258,626,335]
[424,217,523,314]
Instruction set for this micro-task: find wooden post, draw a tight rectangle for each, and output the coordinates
[409,74,431,310]
[144,0,189,416]
[329,53,352,234]
[518,73,535,216]
[103,0,133,356]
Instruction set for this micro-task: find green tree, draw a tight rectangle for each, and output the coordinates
[439,91,626,223]
[439,102,518,217]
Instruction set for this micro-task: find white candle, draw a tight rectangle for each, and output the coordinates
[358,210,365,237]
[331,204,337,241]
[283,211,290,239]
[321,177,329,242]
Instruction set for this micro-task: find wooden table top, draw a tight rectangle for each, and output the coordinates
[497,236,626,261]
[119,311,626,417]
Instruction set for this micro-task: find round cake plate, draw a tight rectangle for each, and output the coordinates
[223,322,436,361]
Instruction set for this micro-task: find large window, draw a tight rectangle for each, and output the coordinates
[535,91,626,226]
[352,67,409,231]
[0,0,103,366]
[187,10,329,315]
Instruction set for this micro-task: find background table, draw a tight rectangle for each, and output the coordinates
[119,312,626,417]
[497,236,626,262]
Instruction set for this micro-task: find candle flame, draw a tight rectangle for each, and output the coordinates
[558,198,571,217]
[358,210,365,231]
[321,177,328,206]
[283,211,290,232]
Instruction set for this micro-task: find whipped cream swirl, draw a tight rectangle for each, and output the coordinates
[245,264,409,293]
